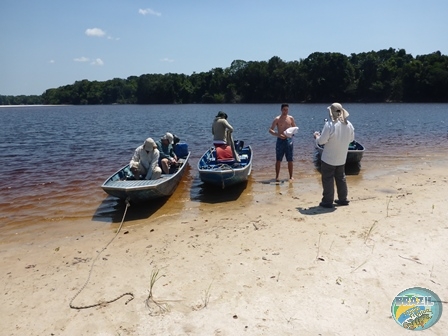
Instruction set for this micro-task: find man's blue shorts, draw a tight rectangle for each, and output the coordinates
[276,138,293,162]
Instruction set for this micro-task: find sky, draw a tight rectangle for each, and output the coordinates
[1,0,447,96]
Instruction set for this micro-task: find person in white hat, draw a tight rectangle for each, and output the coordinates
[314,103,355,208]
[129,138,162,180]
[156,132,178,174]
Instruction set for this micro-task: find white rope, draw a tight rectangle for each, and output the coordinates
[69,198,134,309]
[212,164,236,189]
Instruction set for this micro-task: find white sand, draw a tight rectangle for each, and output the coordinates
[1,158,447,335]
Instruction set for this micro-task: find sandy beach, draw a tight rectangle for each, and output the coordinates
[1,156,447,335]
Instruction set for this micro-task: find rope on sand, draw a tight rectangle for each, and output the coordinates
[69,198,134,309]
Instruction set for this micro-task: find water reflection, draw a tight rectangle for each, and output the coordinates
[93,196,170,223]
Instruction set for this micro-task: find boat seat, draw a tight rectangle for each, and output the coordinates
[210,145,247,165]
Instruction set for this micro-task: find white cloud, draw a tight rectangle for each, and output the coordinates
[74,57,90,62]
[85,28,106,37]
[161,58,174,63]
[138,8,161,16]
[91,58,104,66]
[49,60,55,64]
[74,57,104,65]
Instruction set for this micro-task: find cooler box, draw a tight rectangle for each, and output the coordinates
[175,142,189,158]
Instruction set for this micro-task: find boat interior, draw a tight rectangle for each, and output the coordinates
[201,146,251,170]
[116,158,187,182]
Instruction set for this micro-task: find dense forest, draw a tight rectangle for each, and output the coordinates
[1,48,448,105]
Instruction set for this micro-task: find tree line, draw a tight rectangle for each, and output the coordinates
[1,48,447,105]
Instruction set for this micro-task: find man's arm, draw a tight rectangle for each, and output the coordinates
[150,150,160,171]
[316,122,331,145]
[290,116,297,127]
[130,148,140,166]
[169,145,177,161]
[269,117,281,137]
[223,119,233,133]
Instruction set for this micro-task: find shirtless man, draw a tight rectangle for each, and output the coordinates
[269,103,297,182]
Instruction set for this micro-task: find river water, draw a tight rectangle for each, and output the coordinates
[1,103,447,233]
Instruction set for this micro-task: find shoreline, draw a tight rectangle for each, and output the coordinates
[1,157,447,335]
[0,104,71,108]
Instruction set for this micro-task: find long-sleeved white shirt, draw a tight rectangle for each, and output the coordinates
[316,120,355,166]
[130,146,160,177]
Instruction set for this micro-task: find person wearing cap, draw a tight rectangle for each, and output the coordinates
[212,111,240,162]
[269,103,297,182]
[129,138,162,180]
[314,102,355,208]
[156,132,178,174]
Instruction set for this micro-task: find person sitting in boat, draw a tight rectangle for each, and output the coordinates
[171,134,181,157]
[212,111,240,162]
[156,132,178,174]
[129,137,162,180]
[314,103,355,208]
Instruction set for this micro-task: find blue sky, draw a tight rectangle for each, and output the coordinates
[1,0,447,96]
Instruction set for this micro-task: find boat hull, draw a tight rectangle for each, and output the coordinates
[101,152,190,203]
[315,140,365,165]
[198,145,252,188]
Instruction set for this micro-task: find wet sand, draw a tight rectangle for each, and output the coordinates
[1,156,447,335]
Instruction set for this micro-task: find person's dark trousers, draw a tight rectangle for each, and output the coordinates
[321,161,347,204]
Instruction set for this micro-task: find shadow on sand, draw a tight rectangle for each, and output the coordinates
[296,205,336,215]
[258,178,290,185]
[92,196,170,223]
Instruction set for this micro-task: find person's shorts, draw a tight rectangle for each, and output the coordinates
[215,144,234,161]
[276,138,293,162]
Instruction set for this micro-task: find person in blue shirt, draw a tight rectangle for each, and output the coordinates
[156,132,178,174]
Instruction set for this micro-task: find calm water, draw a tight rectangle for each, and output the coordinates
[1,103,447,231]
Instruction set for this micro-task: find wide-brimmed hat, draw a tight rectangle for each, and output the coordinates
[143,137,156,151]
[161,132,174,144]
[328,103,349,124]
